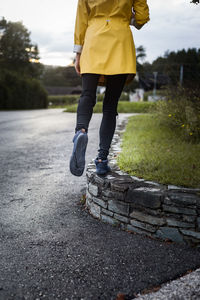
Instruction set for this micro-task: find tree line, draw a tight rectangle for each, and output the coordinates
[0,18,47,109]
[141,48,200,89]
[42,46,200,92]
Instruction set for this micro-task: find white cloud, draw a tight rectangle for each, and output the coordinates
[0,0,200,65]
[39,49,73,66]
[133,0,200,62]
[0,0,78,65]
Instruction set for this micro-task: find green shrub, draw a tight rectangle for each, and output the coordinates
[48,92,129,107]
[119,92,129,101]
[64,101,157,113]
[48,95,80,107]
[155,87,200,142]
[0,70,48,109]
[97,92,129,102]
[96,94,104,102]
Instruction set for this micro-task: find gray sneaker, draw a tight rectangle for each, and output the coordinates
[70,130,88,176]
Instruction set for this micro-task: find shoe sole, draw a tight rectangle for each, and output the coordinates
[70,133,88,176]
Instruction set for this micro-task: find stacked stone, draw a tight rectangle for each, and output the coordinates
[85,117,200,247]
[86,166,200,247]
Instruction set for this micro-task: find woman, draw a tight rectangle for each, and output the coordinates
[70,0,149,176]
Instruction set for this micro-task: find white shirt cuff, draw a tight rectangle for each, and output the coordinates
[73,45,83,53]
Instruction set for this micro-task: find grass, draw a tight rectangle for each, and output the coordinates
[63,101,156,113]
[118,114,200,188]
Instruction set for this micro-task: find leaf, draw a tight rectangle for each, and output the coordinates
[116,293,125,300]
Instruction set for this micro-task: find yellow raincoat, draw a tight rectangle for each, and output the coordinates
[74,0,149,85]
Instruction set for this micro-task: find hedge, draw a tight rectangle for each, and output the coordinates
[0,70,48,109]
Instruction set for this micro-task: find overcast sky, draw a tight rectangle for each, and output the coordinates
[0,0,199,66]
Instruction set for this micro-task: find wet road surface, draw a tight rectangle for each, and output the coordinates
[0,109,200,300]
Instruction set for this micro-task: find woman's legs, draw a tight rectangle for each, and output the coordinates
[70,73,99,176]
[98,74,127,160]
[71,73,127,176]
[75,73,100,132]
[70,74,99,176]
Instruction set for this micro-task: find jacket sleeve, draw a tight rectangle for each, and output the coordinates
[132,0,150,26]
[73,0,89,53]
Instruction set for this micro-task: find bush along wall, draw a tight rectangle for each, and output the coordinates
[0,70,48,109]
[155,87,200,142]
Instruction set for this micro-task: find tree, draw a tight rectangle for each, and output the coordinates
[0,17,42,78]
[136,45,146,63]
[123,46,147,92]
[41,65,82,87]
[142,48,200,88]
[0,17,47,109]
[135,45,147,77]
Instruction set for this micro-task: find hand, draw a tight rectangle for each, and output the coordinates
[130,10,144,30]
[75,53,81,75]
[133,20,144,30]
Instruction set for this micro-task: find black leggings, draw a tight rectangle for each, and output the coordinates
[75,73,127,160]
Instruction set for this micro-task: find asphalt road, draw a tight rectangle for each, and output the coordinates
[0,109,200,300]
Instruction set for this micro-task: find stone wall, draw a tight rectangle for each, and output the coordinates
[85,118,200,247]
